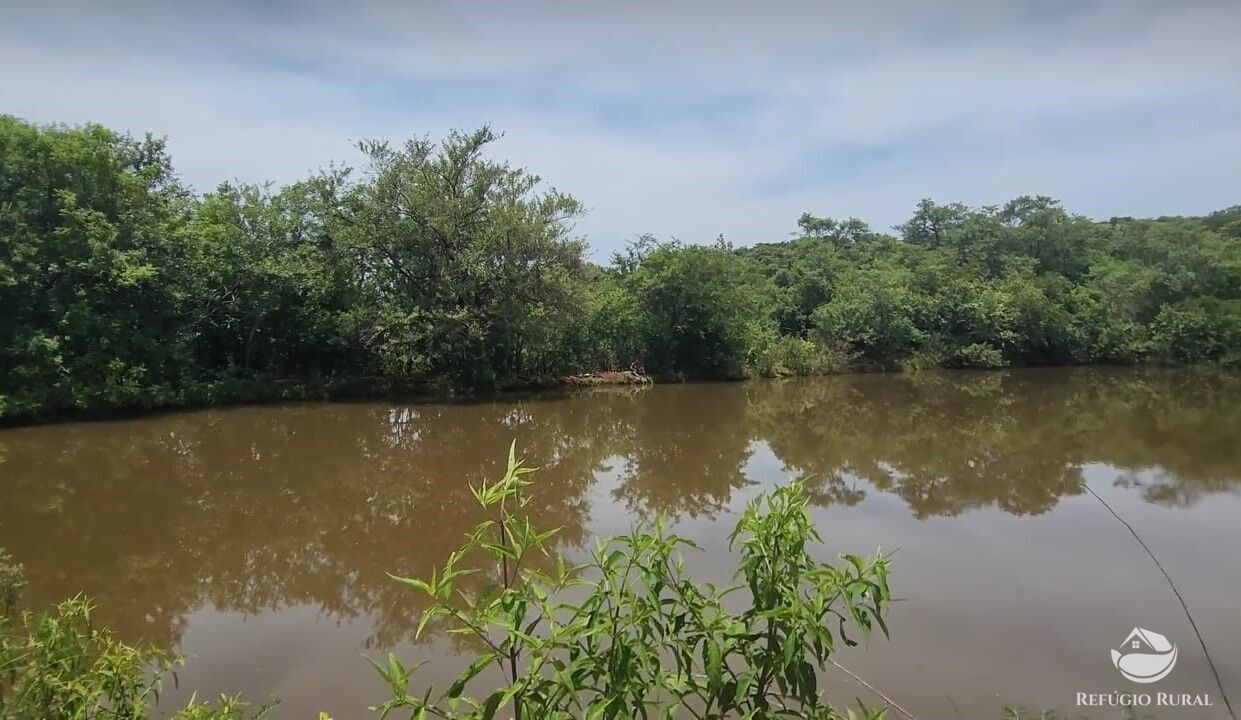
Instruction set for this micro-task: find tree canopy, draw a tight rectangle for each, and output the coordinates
[2,115,1239,422]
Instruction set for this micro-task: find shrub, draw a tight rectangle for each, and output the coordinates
[811,266,921,369]
[1151,299,1241,364]
[748,334,849,378]
[617,240,762,380]
[0,550,270,719]
[374,443,893,719]
[950,343,1008,369]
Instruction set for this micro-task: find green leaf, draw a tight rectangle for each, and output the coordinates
[447,655,492,699]
[479,690,504,720]
[387,573,431,594]
[705,638,722,693]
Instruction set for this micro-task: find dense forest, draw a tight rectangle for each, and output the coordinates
[2,115,1240,422]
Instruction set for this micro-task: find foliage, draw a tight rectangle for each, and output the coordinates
[0,116,195,418]
[603,237,764,379]
[3,113,1241,422]
[0,550,271,719]
[333,128,588,388]
[796,214,875,245]
[748,333,848,378]
[374,442,892,720]
[810,262,921,369]
[1149,298,1241,364]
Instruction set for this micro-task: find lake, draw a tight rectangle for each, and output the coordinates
[1,368,1238,718]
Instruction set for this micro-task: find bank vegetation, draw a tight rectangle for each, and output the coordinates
[3,116,1239,422]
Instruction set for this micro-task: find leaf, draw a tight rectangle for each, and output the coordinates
[705,638,723,693]
[447,655,492,699]
[387,573,431,594]
[479,690,504,720]
[798,659,816,698]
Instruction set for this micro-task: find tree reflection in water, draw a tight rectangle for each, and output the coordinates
[0,367,1238,652]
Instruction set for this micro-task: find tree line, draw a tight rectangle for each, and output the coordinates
[2,115,1239,421]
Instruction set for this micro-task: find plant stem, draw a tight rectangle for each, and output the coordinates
[497,490,523,720]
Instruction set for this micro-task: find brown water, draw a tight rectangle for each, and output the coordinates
[1,368,1239,718]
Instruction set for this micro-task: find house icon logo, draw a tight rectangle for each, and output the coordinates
[1111,628,1177,683]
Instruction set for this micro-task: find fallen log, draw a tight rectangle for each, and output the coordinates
[558,369,653,386]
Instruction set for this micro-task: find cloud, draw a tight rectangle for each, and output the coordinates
[1,0,1238,255]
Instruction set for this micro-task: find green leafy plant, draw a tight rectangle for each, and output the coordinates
[374,442,893,719]
[0,549,271,720]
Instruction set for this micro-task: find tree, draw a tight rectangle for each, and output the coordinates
[896,199,971,247]
[333,127,588,388]
[0,116,195,418]
[796,213,874,245]
[181,181,350,377]
[811,263,921,368]
[4,112,1241,422]
[615,239,761,379]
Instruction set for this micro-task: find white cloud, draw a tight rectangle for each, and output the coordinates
[1,0,1238,254]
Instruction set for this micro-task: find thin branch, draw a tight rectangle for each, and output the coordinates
[829,658,917,720]
[437,604,508,675]
[1081,481,1236,720]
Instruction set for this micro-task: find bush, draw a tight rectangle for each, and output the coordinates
[1151,299,1241,364]
[811,265,921,369]
[950,343,1008,369]
[749,334,849,378]
[615,239,763,380]
[0,550,271,719]
[374,443,893,720]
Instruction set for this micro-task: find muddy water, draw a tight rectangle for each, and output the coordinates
[1,368,1238,718]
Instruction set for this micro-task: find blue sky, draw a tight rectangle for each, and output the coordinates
[2,0,1239,258]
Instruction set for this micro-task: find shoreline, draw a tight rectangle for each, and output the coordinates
[0,363,1225,430]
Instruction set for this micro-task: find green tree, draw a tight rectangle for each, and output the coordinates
[0,116,195,418]
[896,199,971,248]
[333,127,587,389]
[181,181,350,377]
[615,238,762,379]
[1150,298,1241,364]
[796,213,874,245]
[5,112,1241,422]
[811,263,921,368]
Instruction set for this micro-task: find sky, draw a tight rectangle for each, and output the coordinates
[2,0,1239,259]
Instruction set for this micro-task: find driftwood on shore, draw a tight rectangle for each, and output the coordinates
[558,369,653,387]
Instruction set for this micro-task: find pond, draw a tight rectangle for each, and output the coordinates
[1,368,1238,718]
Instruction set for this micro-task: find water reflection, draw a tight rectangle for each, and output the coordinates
[752,372,1088,518]
[0,400,607,649]
[606,384,757,518]
[757,369,1241,517]
[0,368,1238,656]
